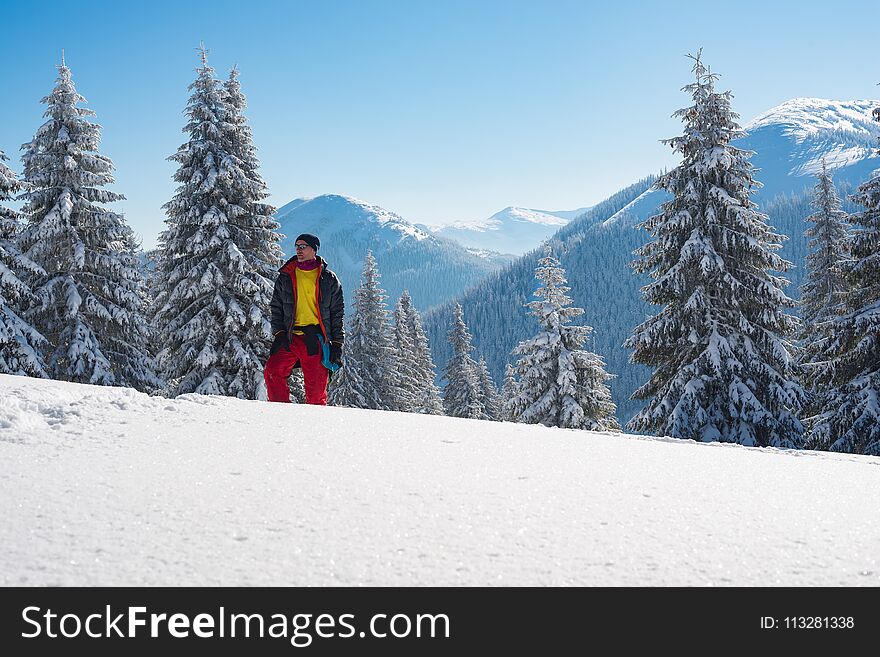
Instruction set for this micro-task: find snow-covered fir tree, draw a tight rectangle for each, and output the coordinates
[153,48,281,399]
[396,289,443,415]
[506,244,619,431]
[475,357,501,421]
[800,161,851,333]
[17,59,159,390]
[0,149,47,377]
[798,161,851,406]
[499,363,517,421]
[625,53,804,447]
[221,66,284,276]
[110,230,163,391]
[806,106,880,455]
[328,251,396,409]
[441,303,486,419]
[390,292,420,412]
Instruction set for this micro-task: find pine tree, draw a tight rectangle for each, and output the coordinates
[0,149,47,377]
[475,357,501,421]
[328,251,396,409]
[153,48,281,398]
[624,53,804,447]
[800,161,851,333]
[500,363,517,421]
[397,289,444,415]
[441,303,486,419]
[798,161,851,414]
[507,244,619,431]
[390,292,420,412]
[806,105,880,455]
[221,66,284,277]
[109,230,164,392]
[18,59,159,389]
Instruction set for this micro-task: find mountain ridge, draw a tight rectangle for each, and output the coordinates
[431,205,594,255]
[273,193,514,311]
[423,97,880,427]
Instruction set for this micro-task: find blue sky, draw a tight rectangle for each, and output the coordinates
[2,0,878,249]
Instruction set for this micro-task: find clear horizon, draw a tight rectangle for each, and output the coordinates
[2,0,878,249]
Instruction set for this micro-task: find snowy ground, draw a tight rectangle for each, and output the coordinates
[1,374,879,586]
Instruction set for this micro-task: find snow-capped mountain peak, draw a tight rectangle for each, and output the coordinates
[431,205,593,255]
[277,194,432,243]
[746,98,879,138]
[272,193,514,311]
[745,98,880,176]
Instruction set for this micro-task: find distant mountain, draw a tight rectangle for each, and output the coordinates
[431,205,593,255]
[273,194,515,311]
[423,98,880,427]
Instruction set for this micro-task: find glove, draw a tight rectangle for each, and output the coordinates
[269,331,289,355]
[330,342,343,365]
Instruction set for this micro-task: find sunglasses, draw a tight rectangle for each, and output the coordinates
[294,243,312,251]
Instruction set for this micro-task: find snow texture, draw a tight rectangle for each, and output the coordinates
[2,373,879,586]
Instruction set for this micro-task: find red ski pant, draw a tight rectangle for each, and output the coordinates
[264,334,329,405]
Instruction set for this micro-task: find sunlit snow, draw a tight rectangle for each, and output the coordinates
[2,374,878,586]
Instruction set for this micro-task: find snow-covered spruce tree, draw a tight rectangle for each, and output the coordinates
[798,161,851,403]
[221,66,283,278]
[397,289,444,415]
[328,251,397,409]
[0,149,47,377]
[110,229,164,391]
[18,60,159,390]
[153,48,281,398]
[499,363,517,421]
[441,303,486,419]
[806,106,880,455]
[475,357,501,421]
[390,292,420,412]
[624,53,804,447]
[800,161,851,333]
[507,244,619,431]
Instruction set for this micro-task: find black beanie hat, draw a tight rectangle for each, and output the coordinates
[295,233,320,251]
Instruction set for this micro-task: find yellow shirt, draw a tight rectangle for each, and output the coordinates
[293,265,321,333]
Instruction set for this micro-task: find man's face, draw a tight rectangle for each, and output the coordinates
[295,241,316,261]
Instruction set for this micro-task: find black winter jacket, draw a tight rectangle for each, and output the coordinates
[270,255,345,346]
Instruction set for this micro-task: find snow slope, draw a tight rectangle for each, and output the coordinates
[2,374,878,586]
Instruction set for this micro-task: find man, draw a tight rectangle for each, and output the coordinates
[264,233,344,404]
